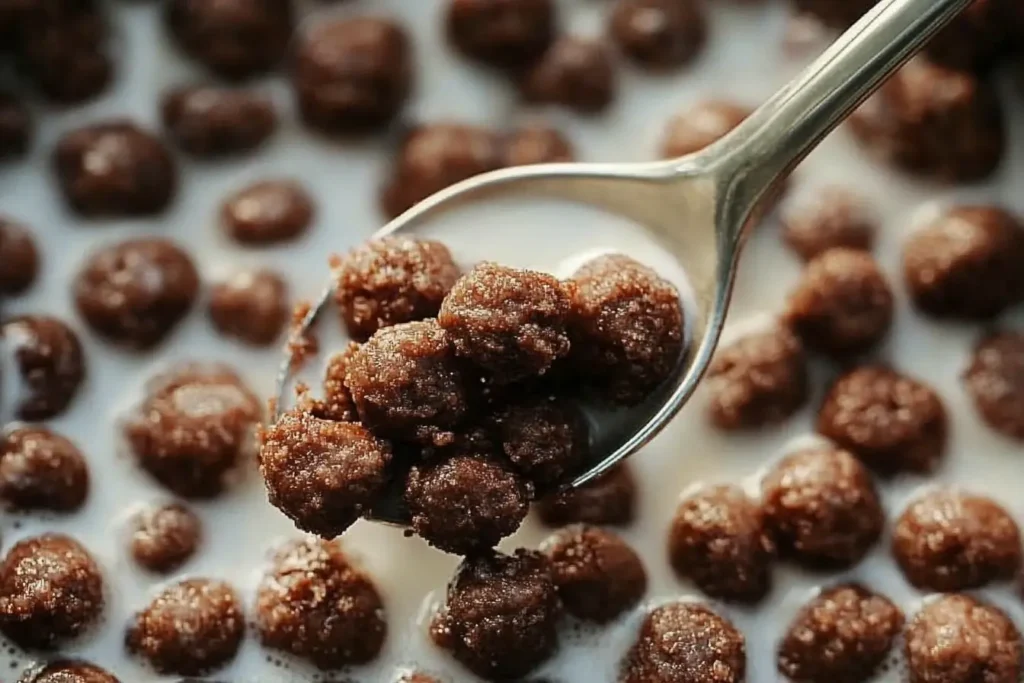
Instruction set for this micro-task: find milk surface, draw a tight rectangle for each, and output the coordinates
[2,1,1024,681]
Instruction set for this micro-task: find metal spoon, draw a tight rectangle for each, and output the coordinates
[278,0,972,524]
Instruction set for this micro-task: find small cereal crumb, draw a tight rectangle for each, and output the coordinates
[446,0,556,69]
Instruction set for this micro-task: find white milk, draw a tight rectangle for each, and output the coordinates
[2,1,1023,681]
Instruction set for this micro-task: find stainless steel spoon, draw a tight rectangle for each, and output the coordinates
[278,0,972,524]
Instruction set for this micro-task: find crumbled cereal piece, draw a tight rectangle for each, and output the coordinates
[784,248,893,357]
[668,484,775,604]
[333,237,460,341]
[260,409,392,538]
[0,427,88,513]
[903,206,1024,320]
[74,238,199,349]
[130,502,202,574]
[817,365,948,475]
[164,0,294,80]
[53,122,176,217]
[209,268,289,347]
[893,489,1021,592]
[762,447,884,569]
[536,463,636,527]
[125,366,262,498]
[520,37,616,114]
[446,0,555,69]
[609,0,707,71]
[221,179,314,246]
[255,538,386,670]
[778,584,904,683]
[963,330,1024,440]
[569,254,684,405]
[622,602,745,683]
[431,550,560,680]
[1,315,85,420]
[541,524,646,622]
[905,594,1022,683]
[161,85,277,158]
[127,579,245,676]
[706,325,809,430]
[0,534,104,650]
[293,18,412,134]
[405,454,531,555]
[346,320,468,444]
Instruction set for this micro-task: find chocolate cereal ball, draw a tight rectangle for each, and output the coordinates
[165,0,294,80]
[127,579,244,676]
[0,427,89,513]
[255,538,387,670]
[405,454,531,555]
[781,187,876,262]
[260,409,392,538]
[493,395,589,487]
[333,237,460,341]
[905,594,1022,683]
[541,524,646,623]
[74,238,199,349]
[21,660,119,683]
[380,123,503,219]
[0,217,39,295]
[537,462,637,527]
[503,124,575,166]
[129,502,202,574]
[221,179,315,246]
[903,206,1024,320]
[706,325,809,430]
[569,254,684,405]
[208,268,289,347]
[609,0,707,72]
[893,490,1021,592]
[0,92,31,160]
[817,366,948,475]
[446,0,555,69]
[161,85,277,158]
[762,446,884,569]
[1,315,85,420]
[293,18,412,135]
[622,602,746,683]
[439,263,573,382]
[125,366,262,498]
[0,534,104,650]
[668,484,775,604]
[53,122,177,217]
[784,248,893,357]
[964,330,1024,440]
[431,550,561,680]
[778,584,904,683]
[849,57,1005,182]
[661,100,750,158]
[346,320,468,445]
[520,37,616,114]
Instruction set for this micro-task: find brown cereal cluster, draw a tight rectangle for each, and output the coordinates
[255,538,387,670]
[161,85,278,158]
[0,217,39,295]
[126,365,262,498]
[817,365,948,476]
[520,37,617,114]
[129,502,202,574]
[963,330,1024,440]
[761,446,884,569]
[706,325,809,430]
[905,594,1022,683]
[1,315,86,420]
[126,578,245,676]
[431,550,561,680]
[781,187,876,261]
[542,524,647,622]
[0,427,89,513]
[668,484,775,604]
[622,601,746,683]
[893,489,1021,592]
[0,534,105,650]
[777,584,904,683]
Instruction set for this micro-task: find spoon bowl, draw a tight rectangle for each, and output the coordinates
[276,0,972,525]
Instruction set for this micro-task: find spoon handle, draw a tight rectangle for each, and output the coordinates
[713,0,974,246]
